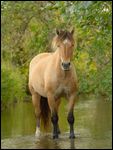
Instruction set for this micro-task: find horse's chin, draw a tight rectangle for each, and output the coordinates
[61,66,70,71]
[64,69,70,71]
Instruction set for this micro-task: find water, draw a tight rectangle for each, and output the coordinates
[1,95,112,149]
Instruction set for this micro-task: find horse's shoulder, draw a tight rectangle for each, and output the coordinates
[29,52,52,68]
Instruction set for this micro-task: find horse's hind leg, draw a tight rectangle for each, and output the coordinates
[32,92,41,137]
[55,99,61,134]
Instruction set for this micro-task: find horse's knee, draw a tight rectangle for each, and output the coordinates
[67,112,74,124]
[51,113,58,125]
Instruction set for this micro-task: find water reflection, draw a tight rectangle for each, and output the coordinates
[70,139,75,149]
[1,96,112,149]
[1,134,76,149]
[35,135,61,149]
[34,133,76,149]
[1,102,36,139]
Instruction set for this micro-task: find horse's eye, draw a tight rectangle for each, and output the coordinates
[72,44,74,47]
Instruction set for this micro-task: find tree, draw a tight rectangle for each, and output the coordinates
[1,1,112,108]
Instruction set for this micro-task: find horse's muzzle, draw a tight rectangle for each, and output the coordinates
[62,62,70,71]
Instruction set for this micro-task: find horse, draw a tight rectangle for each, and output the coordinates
[28,28,78,139]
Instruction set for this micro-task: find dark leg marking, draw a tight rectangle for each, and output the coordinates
[51,112,59,139]
[67,111,75,139]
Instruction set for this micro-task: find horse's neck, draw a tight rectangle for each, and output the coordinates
[53,50,68,78]
[53,49,61,68]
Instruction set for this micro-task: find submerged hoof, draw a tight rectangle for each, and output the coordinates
[53,134,58,139]
[69,134,75,139]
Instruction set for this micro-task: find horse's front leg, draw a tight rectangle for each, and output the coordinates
[67,94,76,139]
[47,94,59,139]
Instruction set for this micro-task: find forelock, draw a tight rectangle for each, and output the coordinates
[58,30,72,41]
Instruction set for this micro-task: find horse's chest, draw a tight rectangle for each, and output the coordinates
[54,84,70,99]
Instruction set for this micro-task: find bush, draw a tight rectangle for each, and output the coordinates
[1,1,112,106]
[1,61,26,108]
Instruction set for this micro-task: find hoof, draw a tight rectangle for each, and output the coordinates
[53,134,58,139]
[69,134,75,139]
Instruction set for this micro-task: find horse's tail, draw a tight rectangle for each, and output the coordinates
[40,96,51,131]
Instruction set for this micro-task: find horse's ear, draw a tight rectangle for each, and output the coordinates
[70,27,74,35]
[56,29,60,35]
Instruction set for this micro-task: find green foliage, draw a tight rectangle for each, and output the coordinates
[1,61,26,107]
[1,1,112,107]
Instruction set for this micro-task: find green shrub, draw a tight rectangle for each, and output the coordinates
[1,61,26,107]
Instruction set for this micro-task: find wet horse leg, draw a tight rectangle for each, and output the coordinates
[67,94,76,139]
[47,94,59,139]
[32,92,41,137]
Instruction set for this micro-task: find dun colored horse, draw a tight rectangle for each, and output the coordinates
[28,28,78,139]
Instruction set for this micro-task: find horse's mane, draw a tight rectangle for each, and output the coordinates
[58,30,73,41]
[51,30,73,51]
